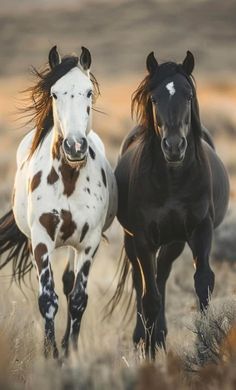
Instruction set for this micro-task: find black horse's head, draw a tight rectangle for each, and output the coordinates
[148,51,195,164]
[132,51,202,166]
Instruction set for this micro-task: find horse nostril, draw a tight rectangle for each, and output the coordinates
[163,138,171,151]
[179,137,186,151]
[63,138,71,153]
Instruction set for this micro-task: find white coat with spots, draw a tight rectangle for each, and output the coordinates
[2,46,118,358]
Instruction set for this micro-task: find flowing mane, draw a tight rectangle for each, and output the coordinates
[131,61,203,152]
[21,55,100,158]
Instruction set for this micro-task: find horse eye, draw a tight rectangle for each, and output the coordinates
[87,90,93,98]
[52,93,57,100]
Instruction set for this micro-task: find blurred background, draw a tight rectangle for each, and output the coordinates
[0,1,236,388]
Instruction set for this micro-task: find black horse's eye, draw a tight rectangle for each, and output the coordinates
[52,92,57,100]
[87,90,93,98]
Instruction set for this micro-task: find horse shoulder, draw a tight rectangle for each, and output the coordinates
[88,129,105,156]
[16,129,36,167]
[86,132,118,232]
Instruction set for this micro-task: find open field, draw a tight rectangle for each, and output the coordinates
[0,0,236,388]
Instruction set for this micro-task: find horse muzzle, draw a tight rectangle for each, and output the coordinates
[62,137,88,166]
[161,136,187,166]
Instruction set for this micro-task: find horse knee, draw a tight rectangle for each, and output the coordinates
[38,290,58,320]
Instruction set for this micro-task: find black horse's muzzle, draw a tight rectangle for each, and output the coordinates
[161,136,187,165]
[63,136,88,164]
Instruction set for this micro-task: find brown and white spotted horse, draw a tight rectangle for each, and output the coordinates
[0,46,117,358]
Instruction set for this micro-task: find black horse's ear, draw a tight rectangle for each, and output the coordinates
[146,51,158,75]
[48,45,61,69]
[80,46,91,71]
[182,50,194,75]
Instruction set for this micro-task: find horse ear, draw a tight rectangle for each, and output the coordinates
[80,46,91,71]
[48,46,61,69]
[146,51,158,75]
[182,50,194,75]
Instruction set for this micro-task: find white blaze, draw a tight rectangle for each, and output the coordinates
[166,81,175,96]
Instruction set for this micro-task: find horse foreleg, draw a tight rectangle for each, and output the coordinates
[61,248,75,356]
[124,234,145,346]
[188,217,215,310]
[155,242,185,349]
[68,239,100,352]
[33,238,58,359]
[135,236,161,361]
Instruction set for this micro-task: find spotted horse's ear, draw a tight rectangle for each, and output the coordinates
[48,45,61,69]
[80,46,92,71]
[182,50,195,75]
[146,51,158,76]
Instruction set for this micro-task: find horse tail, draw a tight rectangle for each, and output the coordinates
[0,210,32,284]
[104,247,135,322]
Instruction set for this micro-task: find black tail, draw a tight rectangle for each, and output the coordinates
[0,210,32,284]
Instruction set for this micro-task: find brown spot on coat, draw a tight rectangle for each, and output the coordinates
[89,146,96,160]
[85,246,91,255]
[39,211,60,241]
[60,209,77,241]
[101,168,107,187]
[30,171,42,192]
[34,243,48,273]
[62,264,75,296]
[59,160,80,197]
[80,222,89,243]
[82,260,91,277]
[92,245,99,258]
[52,134,62,160]
[47,166,59,185]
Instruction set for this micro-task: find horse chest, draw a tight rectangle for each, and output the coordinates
[26,158,109,249]
[145,192,209,245]
[155,200,186,236]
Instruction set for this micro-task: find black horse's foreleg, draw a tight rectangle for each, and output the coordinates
[189,217,215,310]
[155,242,185,349]
[135,236,161,360]
[61,250,75,356]
[124,234,145,346]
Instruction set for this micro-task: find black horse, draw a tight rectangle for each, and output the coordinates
[112,51,229,359]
